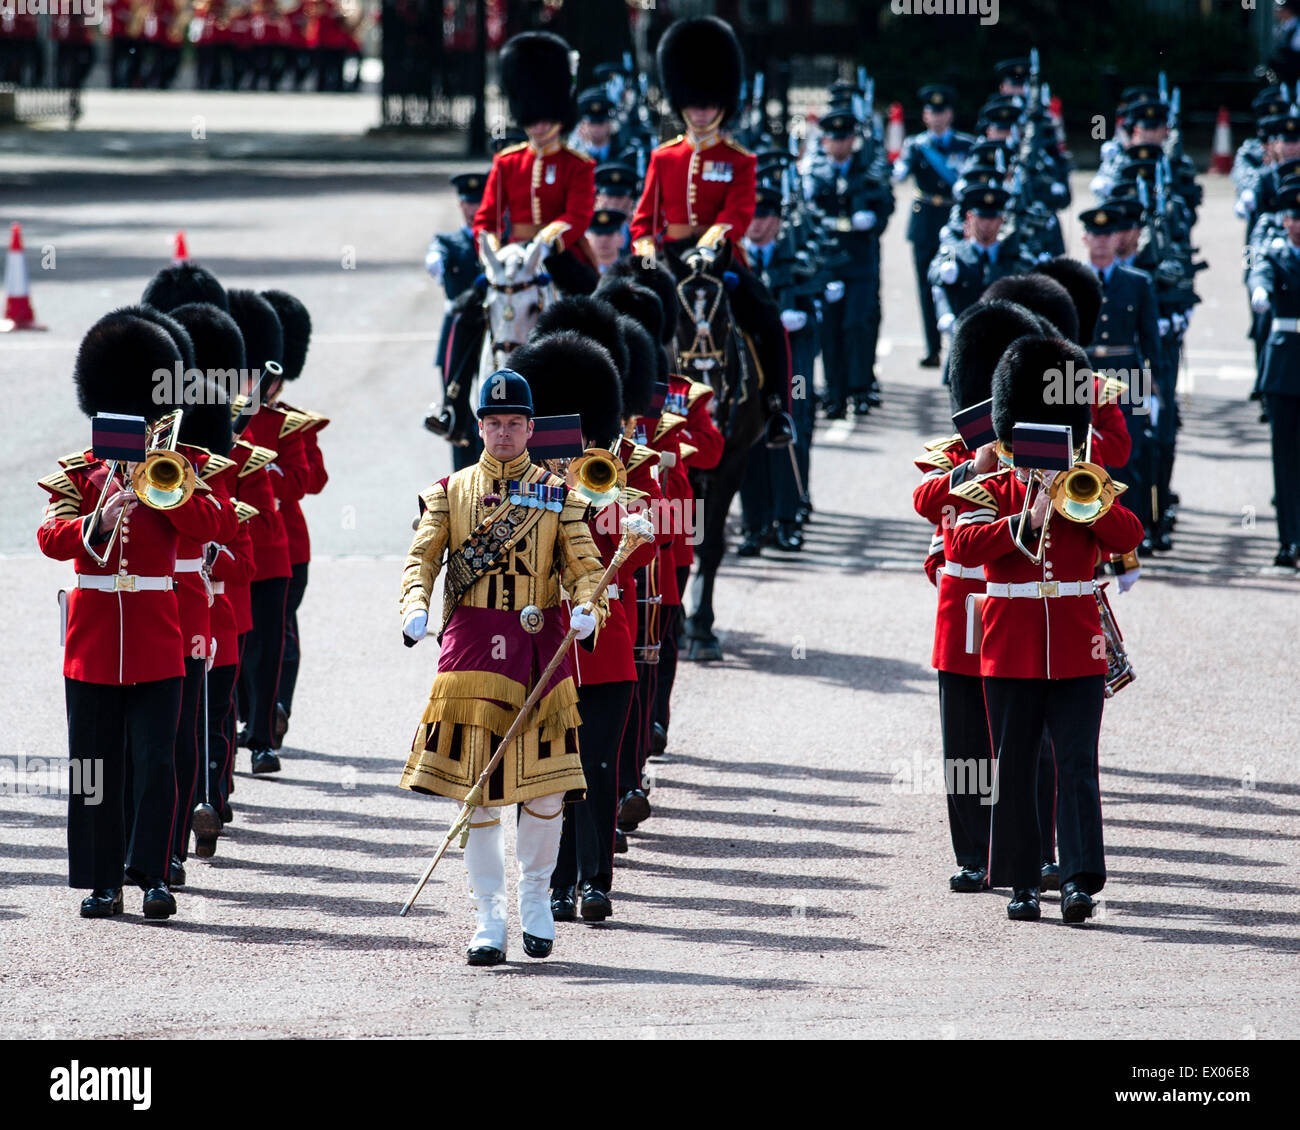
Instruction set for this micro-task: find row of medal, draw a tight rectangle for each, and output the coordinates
[664,390,689,416]
[508,480,566,511]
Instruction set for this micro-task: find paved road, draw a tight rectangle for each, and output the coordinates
[1,161,1297,1039]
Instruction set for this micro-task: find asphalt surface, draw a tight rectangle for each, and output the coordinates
[1,144,1298,1039]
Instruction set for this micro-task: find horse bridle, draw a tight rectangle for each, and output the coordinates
[675,273,726,376]
[484,273,550,357]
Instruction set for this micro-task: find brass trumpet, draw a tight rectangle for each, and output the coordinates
[1009,430,1120,564]
[85,409,197,567]
[565,446,627,509]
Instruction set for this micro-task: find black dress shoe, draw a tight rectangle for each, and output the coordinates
[650,722,668,757]
[1137,536,1154,558]
[80,888,123,919]
[617,789,651,831]
[613,829,628,856]
[220,801,233,824]
[466,946,506,966]
[193,835,217,858]
[250,748,281,775]
[1040,861,1061,891]
[550,886,577,921]
[852,395,872,416]
[1007,888,1041,921]
[191,803,222,840]
[168,856,186,888]
[774,521,803,551]
[867,387,882,407]
[737,532,762,558]
[236,725,251,749]
[949,866,988,893]
[142,882,177,920]
[1273,545,1297,569]
[1061,881,1096,924]
[823,400,847,420]
[1151,529,1173,552]
[272,703,289,750]
[522,932,553,958]
[919,352,942,369]
[580,883,613,922]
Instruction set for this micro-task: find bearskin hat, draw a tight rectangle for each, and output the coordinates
[982,274,1080,346]
[948,300,1046,414]
[594,278,665,345]
[532,295,629,380]
[226,288,285,374]
[114,303,196,375]
[500,31,574,130]
[1032,257,1102,345]
[657,16,744,123]
[261,289,312,381]
[618,315,659,418]
[600,258,679,344]
[141,262,228,313]
[992,335,1092,448]
[169,302,245,457]
[509,330,623,448]
[73,310,183,423]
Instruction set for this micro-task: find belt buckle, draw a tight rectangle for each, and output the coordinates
[115,574,137,592]
[1038,581,1058,598]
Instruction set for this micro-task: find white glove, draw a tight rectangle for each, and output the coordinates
[403,609,428,643]
[1148,390,1161,428]
[570,605,597,641]
[851,210,876,232]
[780,308,808,332]
[1251,286,1270,314]
[1157,317,1171,336]
[823,281,845,303]
[937,311,956,333]
[1234,189,1256,219]
[1050,182,1067,198]
[1117,568,1141,594]
[1171,311,1188,333]
[425,248,444,282]
[938,259,959,285]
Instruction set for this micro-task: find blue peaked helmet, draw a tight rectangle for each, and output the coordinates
[477,369,534,419]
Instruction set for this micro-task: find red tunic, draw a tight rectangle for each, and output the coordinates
[275,412,328,566]
[631,133,756,255]
[913,448,983,678]
[37,451,236,686]
[238,412,307,581]
[203,460,254,668]
[572,504,657,687]
[1090,387,1132,470]
[473,140,595,255]
[946,470,1143,680]
[661,376,724,569]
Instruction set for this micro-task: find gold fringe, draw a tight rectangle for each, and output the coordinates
[416,674,580,741]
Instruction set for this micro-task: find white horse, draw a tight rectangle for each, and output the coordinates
[476,230,556,384]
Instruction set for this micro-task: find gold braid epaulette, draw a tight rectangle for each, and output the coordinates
[684,380,714,411]
[39,466,82,521]
[915,450,955,473]
[625,442,659,474]
[233,500,259,523]
[924,432,964,453]
[278,409,314,439]
[948,468,1009,510]
[200,451,236,481]
[57,450,93,472]
[235,441,277,477]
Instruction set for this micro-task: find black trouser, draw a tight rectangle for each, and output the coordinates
[618,665,650,800]
[172,657,206,861]
[279,561,310,717]
[209,663,238,810]
[1266,393,1300,546]
[984,674,1106,895]
[238,577,289,750]
[822,272,879,404]
[911,237,942,358]
[936,671,993,869]
[552,680,635,893]
[653,565,690,734]
[1036,728,1057,864]
[66,676,182,890]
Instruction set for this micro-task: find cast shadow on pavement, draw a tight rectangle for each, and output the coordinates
[520,959,812,991]
[1105,815,1300,841]
[665,752,895,786]
[615,890,854,921]
[1103,764,1300,799]
[182,884,439,920]
[1097,920,1300,954]
[648,805,893,835]
[158,919,429,950]
[625,830,885,861]
[1108,870,1300,898]
[604,918,884,955]
[628,857,884,892]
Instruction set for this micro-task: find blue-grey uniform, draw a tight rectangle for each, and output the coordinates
[1081,206,1163,539]
[892,85,975,362]
[737,185,819,553]
[928,184,1023,331]
[1247,184,1300,561]
[806,109,895,414]
[427,171,489,468]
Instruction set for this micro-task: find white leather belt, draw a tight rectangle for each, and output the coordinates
[174,558,204,573]
[1272,317,1300,333]
[211,581,226,595]
[986,580,1094,599]
[942,562,984,580]
[1088,345,1135,358]
[607,584,620,599]
[78,574,174,593]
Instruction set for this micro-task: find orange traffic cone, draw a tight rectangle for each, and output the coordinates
[1211,107,1233,175]
[886,102,905,163]
[0,223,47,333]
[173,231,189,264]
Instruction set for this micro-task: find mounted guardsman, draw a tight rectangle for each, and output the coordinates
[398,369,611,966]
[473,31,598,297]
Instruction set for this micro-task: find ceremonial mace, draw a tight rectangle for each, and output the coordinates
[398,513,655,916]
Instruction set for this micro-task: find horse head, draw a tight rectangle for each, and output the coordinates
[478,232,554,368]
